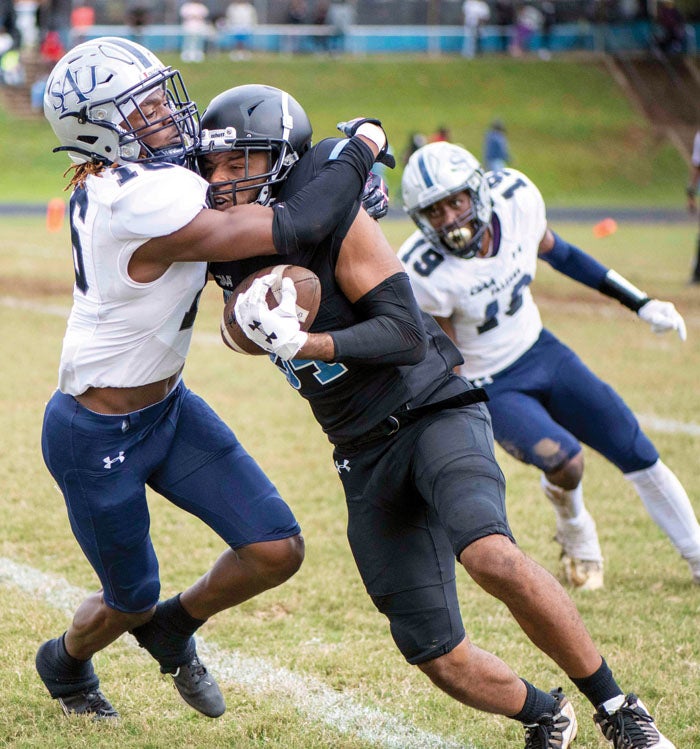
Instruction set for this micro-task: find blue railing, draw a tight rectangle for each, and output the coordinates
[73,21,700,57]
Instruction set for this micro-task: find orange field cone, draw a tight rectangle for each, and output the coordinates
[592,217,617,238]
[46,198,66,232]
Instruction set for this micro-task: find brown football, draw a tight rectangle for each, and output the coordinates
[220,264,321,355]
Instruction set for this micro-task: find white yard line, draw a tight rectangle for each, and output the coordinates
[636,414,700,437]
[0,557,466,749]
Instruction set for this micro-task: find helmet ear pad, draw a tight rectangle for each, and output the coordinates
[43,36,199,166]
[401,141,492,258]
[199,84,313,206]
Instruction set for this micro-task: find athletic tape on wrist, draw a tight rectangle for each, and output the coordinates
[355,123,386,151]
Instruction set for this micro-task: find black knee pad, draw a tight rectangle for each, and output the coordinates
[371,582,466,665]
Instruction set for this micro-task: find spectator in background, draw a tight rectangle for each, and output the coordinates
[0,0,21,49]
[686,129,700,284]
[286,0,307,24]
[654,0,686,56]
[0,33,20,84]
[431,125,451,143]
[510,3,543,56]
[483,118,510,172]
[402,131,427,167]
[180,0,211,62]
[312,0,330,53]
[327,0,354,55]
[225,0,257,60]
[70,4,94,45]
[462,0,490,58]
[40,0,72,51]
[0,23,12,60]
[39,28,64,61]
[286,0,307,53]
[126,2,151,40]
[494,0,514,52]
[539,0,555,59]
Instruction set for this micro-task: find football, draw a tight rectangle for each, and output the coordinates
[220,264,321,355]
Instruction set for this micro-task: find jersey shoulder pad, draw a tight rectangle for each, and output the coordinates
[489,168,546,233]
[111,165,208,241]
[491,169,543,208]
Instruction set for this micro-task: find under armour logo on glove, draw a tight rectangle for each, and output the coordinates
[234,274,308,360]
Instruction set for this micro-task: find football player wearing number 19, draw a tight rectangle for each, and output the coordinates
[200,86,675,748]
[400,141,700,597]
[35,37,386,721]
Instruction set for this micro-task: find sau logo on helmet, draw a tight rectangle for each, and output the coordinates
[47,65,102,114]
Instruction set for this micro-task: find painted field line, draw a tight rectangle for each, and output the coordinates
[636,414,700,437]
[0,557,467,749]
[0,295,71,317]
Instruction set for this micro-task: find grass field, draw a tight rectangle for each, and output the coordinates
[1,53,687,208]
[1,213,699,748]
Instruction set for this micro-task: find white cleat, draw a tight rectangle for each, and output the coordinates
[560,553,605,591]
[595,694,676,748]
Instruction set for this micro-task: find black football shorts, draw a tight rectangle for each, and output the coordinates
[332,402,513,664]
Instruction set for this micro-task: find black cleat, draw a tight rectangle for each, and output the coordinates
[58,688,119,720]
[166,654,225,718]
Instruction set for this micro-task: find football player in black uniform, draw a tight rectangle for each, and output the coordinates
[198,85,677,749]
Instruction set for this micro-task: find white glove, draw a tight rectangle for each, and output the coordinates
[638,299,687,341]
[234,274,309,360]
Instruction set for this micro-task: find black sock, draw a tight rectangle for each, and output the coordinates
[570,657,623,709]
[512,679,557,724]
[158,594,208,637]
[130,594,204,672]
[35,633,99,698]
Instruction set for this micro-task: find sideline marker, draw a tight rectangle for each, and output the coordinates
[46,198,65,232]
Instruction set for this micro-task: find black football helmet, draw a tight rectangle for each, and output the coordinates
[198,84,312,206]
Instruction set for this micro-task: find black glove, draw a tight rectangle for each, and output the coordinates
[361,172,389,220]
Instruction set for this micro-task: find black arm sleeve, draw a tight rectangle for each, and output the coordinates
[329,272,428,365]
[271,137,374,255]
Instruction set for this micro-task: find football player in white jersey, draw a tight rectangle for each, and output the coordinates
[400,141,700,595]
[36,37,388,720]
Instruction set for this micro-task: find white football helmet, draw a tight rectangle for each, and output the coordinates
[402,142,492,258]
[43,36,199,165]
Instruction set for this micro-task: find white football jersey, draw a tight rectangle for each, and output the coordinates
[58,163,210,395]
[400,168,546,380]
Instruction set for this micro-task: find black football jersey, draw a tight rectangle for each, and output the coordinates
[209,138,466,443]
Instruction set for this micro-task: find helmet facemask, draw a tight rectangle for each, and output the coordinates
[402,141,493,259]
[199,131,297,207]
[112,70,199,165]
[416,187,489,259]
[197,84,312,208]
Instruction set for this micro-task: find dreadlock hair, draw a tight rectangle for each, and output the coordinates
[65,161,114,191]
